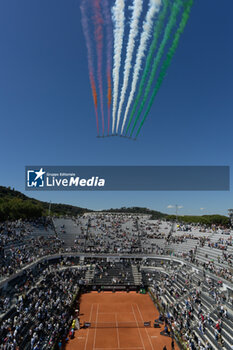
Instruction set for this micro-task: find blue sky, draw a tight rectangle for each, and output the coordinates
[0,0,232,215]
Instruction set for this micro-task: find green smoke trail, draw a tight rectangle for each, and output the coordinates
[130,0,184,137]
[135,0,193,138]
[125,0,169,135]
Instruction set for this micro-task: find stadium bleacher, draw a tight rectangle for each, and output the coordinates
[0,213,232,349]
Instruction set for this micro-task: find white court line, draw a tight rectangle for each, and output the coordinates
[135,303,154,350]
[93,304,99,349]
[94,348,144,350]
[84,303,94,350]
[98,312,134,314]
[115,313,120,348]
[131,304,146,350]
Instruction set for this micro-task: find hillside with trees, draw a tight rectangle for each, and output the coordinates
[164,214,230,226]
[0,186,230,226]
[103,207,167,219]
[0,186,91,221]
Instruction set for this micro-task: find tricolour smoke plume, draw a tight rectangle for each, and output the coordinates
[115,0,143,134]
[130,0,183,136]
[80,0,99,135]
[111,0,125,134]
[135,0,193,137]
[125,0,169,135]
[103,0,113,135]
[93,0,105,135]
[120,0,162,135]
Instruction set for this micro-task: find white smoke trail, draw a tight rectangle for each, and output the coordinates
[121,0,161,134]
[115,0,143,133]
[111,0,125,134]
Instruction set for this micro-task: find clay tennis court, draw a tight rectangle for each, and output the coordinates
[66,291,178,350]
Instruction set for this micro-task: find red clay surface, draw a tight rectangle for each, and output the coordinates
[66,291,178,350]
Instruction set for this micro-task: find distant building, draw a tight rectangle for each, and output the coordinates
[228,209,233,226]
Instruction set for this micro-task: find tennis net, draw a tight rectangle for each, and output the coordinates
[84,321,151,328]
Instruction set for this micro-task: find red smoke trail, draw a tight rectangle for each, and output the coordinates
[93,0,105,136]
[90,74,99,134]
[103,0,113,135]
[80,0,99,135]
[107,73,112,135]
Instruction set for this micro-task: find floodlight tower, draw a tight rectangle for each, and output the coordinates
[174,204,182,232]
[48,201,51,218]
[228,209,233,227]
[175,204,178,223]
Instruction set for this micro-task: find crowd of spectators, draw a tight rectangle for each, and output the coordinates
[0,219,64,279]
[1,214,232,284]
[82,214,141,254]
[0,214,233,350]
[1,214,233,284]
[149,265,233,350]
[93,260,134,285]
[0,267,86,349]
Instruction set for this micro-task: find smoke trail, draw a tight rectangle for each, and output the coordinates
[107,74,112,134]
[130,0,183,136]
[103,0,113,135]
[115,0,143,133]
[93,0,105,135]
[111,0,125,134]
[121,0,162,135]
[90,75,99,134]
[125,0,169,135]
[135,0,193,137]
[80,0,99,135]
